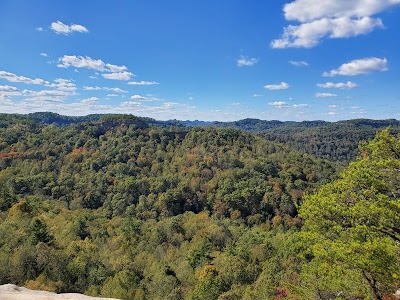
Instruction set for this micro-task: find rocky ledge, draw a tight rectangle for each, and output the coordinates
[0,284,120,300]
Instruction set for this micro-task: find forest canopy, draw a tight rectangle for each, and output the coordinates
[0,113,398,299]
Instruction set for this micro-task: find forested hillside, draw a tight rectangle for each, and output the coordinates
[0,114,337,299]
[214,118,400,163]
[0,114,398,299]
[3,113,399,163]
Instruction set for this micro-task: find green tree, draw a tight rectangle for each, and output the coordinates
[30,218,52,245]
[299,129,400,300]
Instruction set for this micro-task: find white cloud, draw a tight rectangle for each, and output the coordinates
[271,0,400,48]
[50,21,89,35]
[237,55,258,67]
[0,85,19,93]
[327,111,338,115]
[58,55,106,71]
[269,101,309,108]
[57,55,130,76]
[0,71,50,85]
[264,82,289,90]
[329,105,337,108]
[131,94,147,100]
[105,63,128,73]
[102,71,133,81]
[83,86,127,93]
[271,17,383,48]
[0,71,78,93]
[269,101,290,107]
[284,0,400,23]
[58,55,136,81]
[80,97,99,104]
[36,27,44,31]
[107,94,118,97]
[323,57,388,77]
[289,60,309,67]
[40,53,48,57]
[22,89,72,102]
[253,94,264,97]
[317,81,357,89]
[50,78,77,91]
[121,101,142,107]
[292,103,309,108]
[316,92,338,97]
[128,80,159,85]
[128,94,162,102]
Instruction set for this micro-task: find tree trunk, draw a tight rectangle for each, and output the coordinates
[363,271,383,300]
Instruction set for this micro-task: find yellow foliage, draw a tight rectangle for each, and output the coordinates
[198,265,218,279]
[25,274,62,293]
[7,200,31,218]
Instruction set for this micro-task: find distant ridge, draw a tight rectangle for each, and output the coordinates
[2,112,400,162]
[2,112,399,132]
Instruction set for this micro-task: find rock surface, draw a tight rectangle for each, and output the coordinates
[0,284,120,300]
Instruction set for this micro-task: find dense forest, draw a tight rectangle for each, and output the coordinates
[214,118,400,163]
[9,112,400,163]
[0,113,398,299]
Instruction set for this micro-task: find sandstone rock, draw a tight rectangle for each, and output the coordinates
[0,284,120,300]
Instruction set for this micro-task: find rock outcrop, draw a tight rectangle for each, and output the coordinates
[0,284,120,300]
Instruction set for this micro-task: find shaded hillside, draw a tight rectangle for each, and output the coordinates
[260,119,400,162]
[210,117,400,162]
[213,118,328,132]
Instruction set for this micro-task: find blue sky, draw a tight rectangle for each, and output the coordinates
[0,0,399,121]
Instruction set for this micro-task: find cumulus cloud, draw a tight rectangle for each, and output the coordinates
[121,101,142,107]
[269,101,288,107]
[0,85,22,99]
[271,0,400,48]
[0,85,19,93]
[131,94,148,100]
[269,101,309,108]
[323,57,388,77]
[0,71,51,86]
[48,78,76,91]
[317,81,357,89]
[316,92,338,97]
[57,55,134,80]
[83,86,127,93]
[101,71,133,81]
[22,89,72,102]
[292,103,309,108]
[40,53,48,57]
[80,97,99,104]
[0,71,79,94]
[284,0,400,23]
[50,21,89,35]
[237,55,258,67]
[289,60,309,67]
[105,64,128,73]
[264,82,289,90]
[58,55,107,71]
[271,17,383,48]
[128,80,159,85]
[129,94,162,102]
